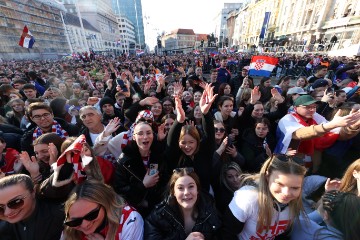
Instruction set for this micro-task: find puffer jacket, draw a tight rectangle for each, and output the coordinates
[144,193,222,240]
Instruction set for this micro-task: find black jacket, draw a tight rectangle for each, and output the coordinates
[21,117,79,155]
[144,193,222,240]
[113,140,166,216]
[0,198,64,240]
[165,112,215,192]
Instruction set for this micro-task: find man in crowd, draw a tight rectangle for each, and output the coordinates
[21,102,78,155]
[22,84,38,100]
[307,65,328,84]
[230,66,249,96]
[216,56,231,84]
[79,106,105,146]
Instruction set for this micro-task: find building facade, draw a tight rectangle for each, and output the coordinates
[0,0,70,60]
[224,0,360,54]
[117,15,137,54]
[111,0,145,48]
[63,13,104,53]
[162,29,196,54]
[61,0,121,55]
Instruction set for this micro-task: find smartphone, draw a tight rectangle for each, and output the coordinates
[227,137,233,147]
[149,164,158,176]
[116,78,128,92]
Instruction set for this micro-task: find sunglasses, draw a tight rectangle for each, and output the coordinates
[136,118,153,124]
[64,205,101,227]
[0,194,30,216]
[273,154,304,166]
[214,127,226,133]
[173,167,194,174]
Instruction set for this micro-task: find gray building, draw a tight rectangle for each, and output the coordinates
[111,0,145,48]
[0,0,69,60]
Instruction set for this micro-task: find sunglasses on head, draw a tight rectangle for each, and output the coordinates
[64,205,101,227]
[0,194,30,216]
[136,117,153,124]
[215,127,226,133]
[273,154,304,166]
[173,167,194,174]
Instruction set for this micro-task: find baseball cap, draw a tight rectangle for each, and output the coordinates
[287,87,307,95]
[293,95,320,106]
[312,79,328,89]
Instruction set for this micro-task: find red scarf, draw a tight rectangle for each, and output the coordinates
[291,113,339,155]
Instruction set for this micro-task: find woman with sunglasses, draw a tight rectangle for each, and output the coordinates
[222,155,307,239]
[63,180,143,240]
[144,168,221,240]
[113,121,166,216]
[166,83,217,192]
[0,174,65,240]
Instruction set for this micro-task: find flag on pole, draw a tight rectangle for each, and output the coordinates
[248,55,278,77]
[19,26,35,48]
[259,12,271,40]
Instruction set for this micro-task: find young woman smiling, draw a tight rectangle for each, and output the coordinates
[222,155,307,239]
[113,122,165,216]
[63,180,143,240]
[166,83,217,192]
[144,168,221,240]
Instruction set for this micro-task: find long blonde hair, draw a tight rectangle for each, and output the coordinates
[339,159,360,195]
[63,180,124,240]
[243,156,307,231]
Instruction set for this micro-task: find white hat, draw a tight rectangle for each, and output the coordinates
[287,87,307,95]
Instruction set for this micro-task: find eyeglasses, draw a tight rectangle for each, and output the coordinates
[215,128,226,133]
[273,154,304,166]
[64,205,101,227]
[298,105,317,110]
[0,194,31,216]
[173,167,194,174]
[31,112,52,120]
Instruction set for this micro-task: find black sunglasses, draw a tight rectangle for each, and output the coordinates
[173,167,194,174]
[273,154,304,166]
[0,194,30,216]
[214,127,226,133]
[64,205,101,227]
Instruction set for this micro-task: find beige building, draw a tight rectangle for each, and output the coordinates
[162,29,196,54]
[225,0,360,54]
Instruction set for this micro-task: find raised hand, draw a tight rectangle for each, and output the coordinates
[173,82,184,98]
[139,96,159,106]
[19,151,40,177]
[48,143,59,166]
[250,86,261,104]
[226,145,238,158]
[104,117,121,137]
[199,83,217,114]
[325,178,341,192]
[174,96,186,123]
[185,120,195,127]
[271,88,284,103]
[157,123,167,141]
[329,109,360,128]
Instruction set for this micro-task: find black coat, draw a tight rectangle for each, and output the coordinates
[20,117,79,155]
[0,199,64,240]
[144,193,222,240]
[165,112,215,192]
[113,140,166,216]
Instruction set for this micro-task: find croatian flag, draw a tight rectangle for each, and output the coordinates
[249,55,278,77]
[19,26,35,48]
[136,49,144,55]
[193,49,200,55]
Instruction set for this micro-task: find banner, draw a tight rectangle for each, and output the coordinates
[249,55,278,77]
[259,12,271,40]
[19,26,35,48]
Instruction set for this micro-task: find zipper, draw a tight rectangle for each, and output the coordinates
[163,208,186,232]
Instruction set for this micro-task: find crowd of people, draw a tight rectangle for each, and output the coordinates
[0,52,360,240]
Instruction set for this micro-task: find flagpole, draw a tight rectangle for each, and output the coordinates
[75,1,90,52]
[60,11,73,54]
